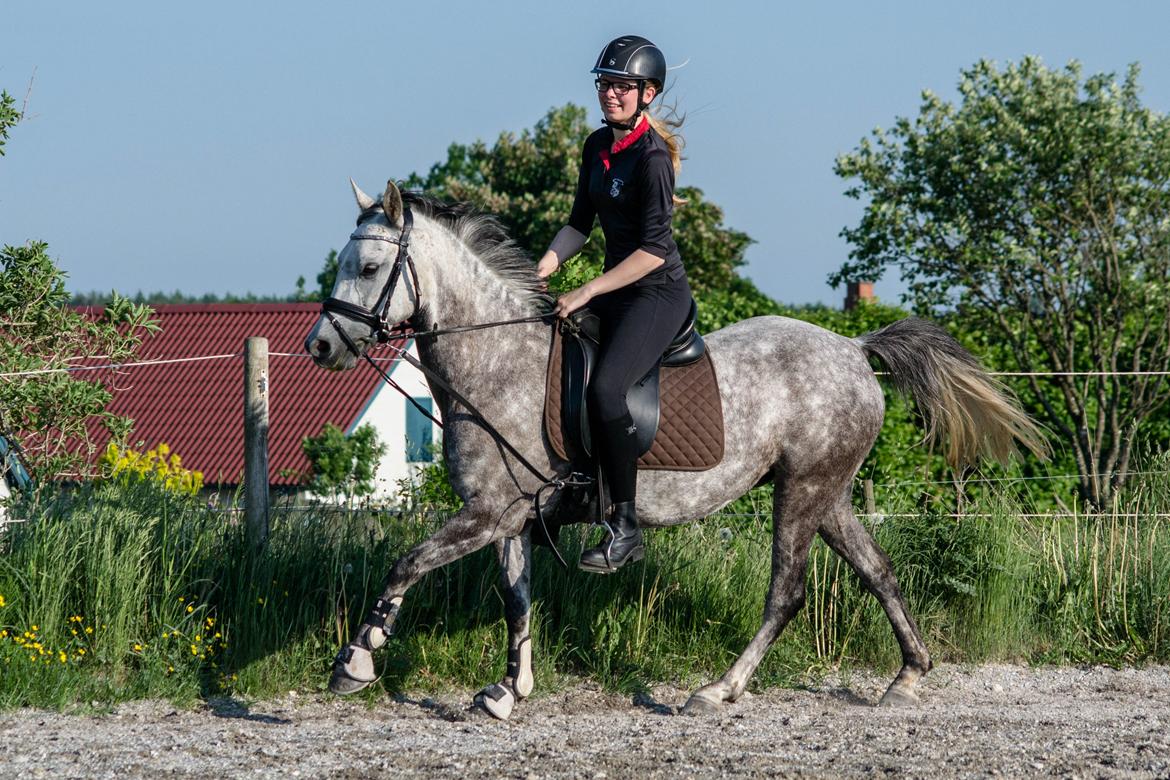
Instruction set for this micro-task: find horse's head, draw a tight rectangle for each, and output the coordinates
[305,179,419,370]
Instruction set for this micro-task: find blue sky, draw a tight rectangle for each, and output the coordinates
[3,1,1169,306]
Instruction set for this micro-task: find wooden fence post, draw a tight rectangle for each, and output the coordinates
[864,479,876,517]
[244,337,269,545]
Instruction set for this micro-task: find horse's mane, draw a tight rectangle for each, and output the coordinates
[401,191,554,312]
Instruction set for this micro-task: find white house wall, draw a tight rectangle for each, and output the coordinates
[349,340,441,501]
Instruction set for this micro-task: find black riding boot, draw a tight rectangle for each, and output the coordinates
[580,414,643,573]
[579,500,644,573]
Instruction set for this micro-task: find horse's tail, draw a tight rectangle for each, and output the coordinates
[854,317,1049,467]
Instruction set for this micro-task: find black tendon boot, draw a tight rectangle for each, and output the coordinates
[579,500,644,573]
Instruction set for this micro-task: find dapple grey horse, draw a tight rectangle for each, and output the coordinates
[305,179,1046,720]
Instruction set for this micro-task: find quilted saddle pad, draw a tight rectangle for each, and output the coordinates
[543,326,725,471]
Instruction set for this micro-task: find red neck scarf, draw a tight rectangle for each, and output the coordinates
[599,116,650,171]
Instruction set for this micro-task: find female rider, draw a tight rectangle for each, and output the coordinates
[536,35,692,574]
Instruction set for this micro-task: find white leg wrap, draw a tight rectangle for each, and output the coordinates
[513,637,533,699]
[362,596,403,651]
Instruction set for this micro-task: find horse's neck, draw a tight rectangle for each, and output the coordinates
[411,222,548,412]
[413,223,536,332]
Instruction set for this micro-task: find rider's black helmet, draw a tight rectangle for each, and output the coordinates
[591,35,666,89]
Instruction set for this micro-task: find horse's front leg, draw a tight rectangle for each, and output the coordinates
[474,531,534,720]
[329,501,521,695]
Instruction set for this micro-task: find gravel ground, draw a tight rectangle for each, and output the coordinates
[1,664,1168,778]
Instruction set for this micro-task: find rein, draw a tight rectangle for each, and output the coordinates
[318,202,591,568]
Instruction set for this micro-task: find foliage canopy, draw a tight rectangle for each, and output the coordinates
[835,58,1170,506]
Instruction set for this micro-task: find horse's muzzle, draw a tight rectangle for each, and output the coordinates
[306,334,358,371]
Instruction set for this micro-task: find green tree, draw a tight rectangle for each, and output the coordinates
[301,422,386,504]
[2,97,158,478]
[0,243,158,478]
[834,58,1170,507]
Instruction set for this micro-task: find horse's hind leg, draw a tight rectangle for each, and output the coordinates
[682,471,821,715]
[819,502,931,706]
[473,532,535,720]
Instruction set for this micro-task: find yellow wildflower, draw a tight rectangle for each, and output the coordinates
[133,643,142,652]
[77,648,85,656]
[186,605,194,613]
[0,594,6,608]
[195,635,201,642]
[85,627,93,635]
[31,624,38,631]
[190,645,197,655]
[58,651,67,663]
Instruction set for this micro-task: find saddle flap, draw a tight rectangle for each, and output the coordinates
[559,324,665,461]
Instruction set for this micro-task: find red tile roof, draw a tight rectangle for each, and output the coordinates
[82,304,406,486]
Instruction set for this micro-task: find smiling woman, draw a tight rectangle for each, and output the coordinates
[535,35,695,574]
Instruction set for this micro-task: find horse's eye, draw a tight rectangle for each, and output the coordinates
[360,263,379,278]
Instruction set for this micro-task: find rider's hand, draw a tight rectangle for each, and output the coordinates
[536,254,560,280]
[554,284,594,319]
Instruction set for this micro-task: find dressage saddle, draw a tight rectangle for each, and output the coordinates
[535,297,724,553]
[561,297,706,460]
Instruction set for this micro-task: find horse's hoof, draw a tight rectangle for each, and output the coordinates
[681,693,723,716]
[473,683,515,720]
[328,644,379,695]
[328,670,377,696]
[878,685,920,708]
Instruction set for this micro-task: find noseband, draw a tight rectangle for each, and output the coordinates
[320,204,420,357]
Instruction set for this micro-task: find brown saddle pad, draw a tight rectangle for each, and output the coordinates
[544,326,725,471]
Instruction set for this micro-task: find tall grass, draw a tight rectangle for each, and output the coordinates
[1,471,1168,709]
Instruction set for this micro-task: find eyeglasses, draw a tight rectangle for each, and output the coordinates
[595,78,638,96]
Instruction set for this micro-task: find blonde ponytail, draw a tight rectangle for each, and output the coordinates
[646,97,686,205]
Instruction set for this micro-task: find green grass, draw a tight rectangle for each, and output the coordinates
[1,471,1169,709]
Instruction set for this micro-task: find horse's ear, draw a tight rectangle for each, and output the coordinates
[382,180,404,228]
[350,178,376,212]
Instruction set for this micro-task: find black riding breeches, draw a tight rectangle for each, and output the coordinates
[587,276,692,504]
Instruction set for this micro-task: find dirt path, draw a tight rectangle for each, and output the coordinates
[1,665,1168,778]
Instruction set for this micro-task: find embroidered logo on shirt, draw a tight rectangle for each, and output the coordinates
[609,178,624,198]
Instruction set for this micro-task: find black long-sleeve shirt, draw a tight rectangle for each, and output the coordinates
[568,122,686,288]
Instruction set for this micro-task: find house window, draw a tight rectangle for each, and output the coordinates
[405,397,434,462]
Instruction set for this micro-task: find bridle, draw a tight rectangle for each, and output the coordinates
[320,205,421,355]
[315,201,592,567]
